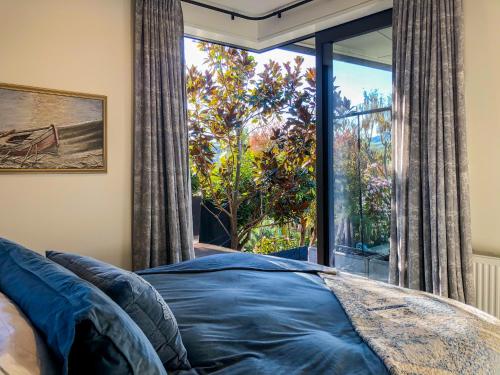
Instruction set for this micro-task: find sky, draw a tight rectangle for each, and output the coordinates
[184,37,392,108]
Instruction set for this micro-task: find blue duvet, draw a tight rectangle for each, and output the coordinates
[138,253,387,375]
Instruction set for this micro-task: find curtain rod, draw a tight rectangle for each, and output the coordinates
[181,0,314,21]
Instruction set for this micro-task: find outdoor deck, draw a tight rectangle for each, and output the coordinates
[194,241,237,258]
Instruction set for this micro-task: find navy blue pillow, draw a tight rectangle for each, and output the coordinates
[0,238,167,375]
[47,251,190,371]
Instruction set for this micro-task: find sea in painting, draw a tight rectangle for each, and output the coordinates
[0,86,105,171]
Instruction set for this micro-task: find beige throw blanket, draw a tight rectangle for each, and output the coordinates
[319,272,500,375]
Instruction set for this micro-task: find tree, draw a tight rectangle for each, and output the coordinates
[187,42,303,249]
[188,40,391,253]
[251,72,354,250]
[254,64,317,246]
[332,90,392,250]
[358,91,392,247]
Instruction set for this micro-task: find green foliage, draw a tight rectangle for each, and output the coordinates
[255,66,316,222]
[187,40,392,254]
[333,91,392,250]
[187,42,312,249]
[248,220,305,254]
[252,236,297,255]
[190,172,201,195]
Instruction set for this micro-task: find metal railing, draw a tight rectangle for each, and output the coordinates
[333,106,392,120]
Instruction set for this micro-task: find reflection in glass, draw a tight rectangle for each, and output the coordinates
[330,28,392,281]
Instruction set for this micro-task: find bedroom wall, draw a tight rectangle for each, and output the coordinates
[0,0,133,268]
[464,0,500,258]
[0,0,497,267]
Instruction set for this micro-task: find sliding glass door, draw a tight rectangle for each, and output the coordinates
[315,10,392,280]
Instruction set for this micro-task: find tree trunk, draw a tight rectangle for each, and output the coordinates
[308,227,316,247]
[230,214,239,250]
[383,144,389,179]
[230,127,242,250]
[299,217,307,246]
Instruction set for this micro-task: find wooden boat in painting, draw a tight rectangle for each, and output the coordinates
[0,125,59,157]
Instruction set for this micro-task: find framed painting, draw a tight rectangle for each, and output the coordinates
[0,83,107,172]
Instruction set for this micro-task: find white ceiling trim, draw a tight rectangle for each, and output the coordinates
[183,0,393,51]
[184,23,259,49]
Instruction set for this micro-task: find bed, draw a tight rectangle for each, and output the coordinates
[139,253,387,374]
[0,239,498,374]
[138,253,500,375]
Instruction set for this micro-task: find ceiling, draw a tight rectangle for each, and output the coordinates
[335,27,392,65]
[297,27,392,66]
[182,0,393,51]
[191,0,303,17]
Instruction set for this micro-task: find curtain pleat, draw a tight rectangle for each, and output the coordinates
[133,0,194,270]
[390,0,474,304]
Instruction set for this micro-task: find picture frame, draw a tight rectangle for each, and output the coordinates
[0,83,107,173]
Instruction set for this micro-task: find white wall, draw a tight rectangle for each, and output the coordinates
[0,0,133,268]
[464,0,500,257]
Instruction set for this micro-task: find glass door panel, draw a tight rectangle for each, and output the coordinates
[331,28,392,280]
[315,11,392,280]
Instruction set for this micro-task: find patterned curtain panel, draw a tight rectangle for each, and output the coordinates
[390,0,474,303]
[133,0,194,270]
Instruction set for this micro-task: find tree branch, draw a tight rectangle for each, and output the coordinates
[238,231,252,250]
[238,214,267,237]
[201,202,231,237]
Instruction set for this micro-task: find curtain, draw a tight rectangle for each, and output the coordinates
[133,0,194,270]
[390,0,474,304]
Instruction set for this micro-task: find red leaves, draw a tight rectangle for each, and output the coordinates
[186,40,320,246]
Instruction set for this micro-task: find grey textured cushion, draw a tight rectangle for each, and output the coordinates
[47,251,190,371]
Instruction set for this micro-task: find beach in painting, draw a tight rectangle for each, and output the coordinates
[0,86,105,170]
